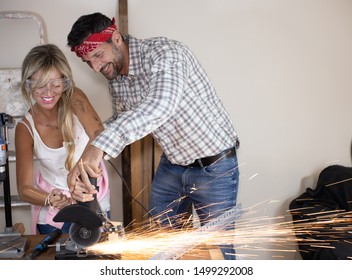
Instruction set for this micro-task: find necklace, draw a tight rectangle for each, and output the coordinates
[35,119,59,129]
[31,107,59,129]
[44,123,59,129]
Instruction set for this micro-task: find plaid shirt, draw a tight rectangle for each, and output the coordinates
[93,35,239,166]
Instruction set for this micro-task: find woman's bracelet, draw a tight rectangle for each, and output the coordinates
[44,191,54,208]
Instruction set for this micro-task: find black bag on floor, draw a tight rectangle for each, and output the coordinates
[289,165,352,259]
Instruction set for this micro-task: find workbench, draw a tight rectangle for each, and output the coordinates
[19,234,224,260]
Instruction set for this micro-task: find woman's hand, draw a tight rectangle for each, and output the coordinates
[48,189,72,209]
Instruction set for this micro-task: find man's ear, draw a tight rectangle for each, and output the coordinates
[112,31,122,45]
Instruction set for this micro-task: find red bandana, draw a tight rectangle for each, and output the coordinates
[71,18,117,57]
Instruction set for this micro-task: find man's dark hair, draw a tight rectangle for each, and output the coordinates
[67,12,112,48]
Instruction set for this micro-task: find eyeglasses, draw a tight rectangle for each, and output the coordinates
[25,78,71,95]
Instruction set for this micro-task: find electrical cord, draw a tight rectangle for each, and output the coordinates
[107,159,153,220]
[107,159,163,228]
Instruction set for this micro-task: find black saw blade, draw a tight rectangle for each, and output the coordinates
[69,223,101,248]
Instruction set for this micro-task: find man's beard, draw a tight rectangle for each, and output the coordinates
[101,62,121,80]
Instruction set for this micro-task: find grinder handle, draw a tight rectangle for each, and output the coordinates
[89,176,97,185]
[77,175,99,210]
[89,176,99,192]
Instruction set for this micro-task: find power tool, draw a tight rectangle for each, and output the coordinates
[53,176,124,259]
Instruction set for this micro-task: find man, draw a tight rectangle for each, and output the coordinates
[67,12,240,259]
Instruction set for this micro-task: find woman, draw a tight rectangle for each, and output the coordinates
[15,44,110,234]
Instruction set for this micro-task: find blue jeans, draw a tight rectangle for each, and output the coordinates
[150,152,239,260]
[37,222,71,234]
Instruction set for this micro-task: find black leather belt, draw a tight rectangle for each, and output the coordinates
[188,147,236,168]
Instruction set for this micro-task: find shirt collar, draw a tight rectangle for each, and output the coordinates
[125,34,142,77]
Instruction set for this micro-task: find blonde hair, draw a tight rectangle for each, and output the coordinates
[21,44,76,171]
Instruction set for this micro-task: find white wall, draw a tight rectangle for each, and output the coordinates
[1,0,352,259]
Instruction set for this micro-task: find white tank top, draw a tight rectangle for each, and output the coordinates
[26,113,89,190]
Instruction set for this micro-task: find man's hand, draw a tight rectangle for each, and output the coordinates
[67,145,104,198]
[70,180,97,202]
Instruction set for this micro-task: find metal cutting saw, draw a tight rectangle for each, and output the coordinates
[53,176,124,259]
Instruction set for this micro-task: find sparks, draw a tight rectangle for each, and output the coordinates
[83,204,352,260]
